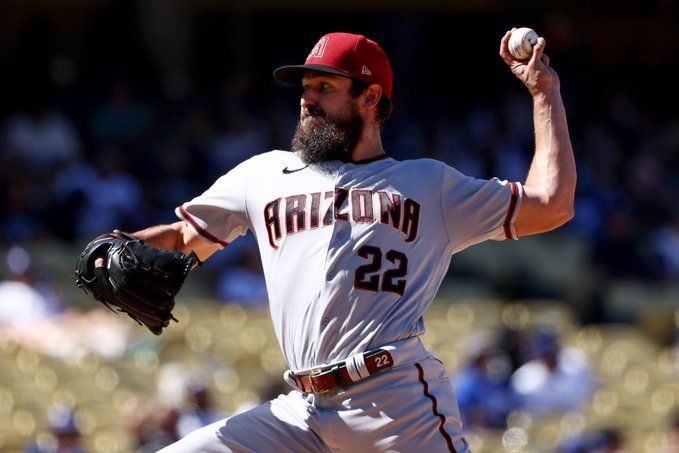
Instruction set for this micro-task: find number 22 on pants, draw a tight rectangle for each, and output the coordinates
[353,245,408,296]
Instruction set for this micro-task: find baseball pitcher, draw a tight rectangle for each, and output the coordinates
[82,30,575,452]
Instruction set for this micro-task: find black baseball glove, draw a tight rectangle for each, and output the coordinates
[74,230,200,335]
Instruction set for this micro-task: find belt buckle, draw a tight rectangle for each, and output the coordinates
[308,367,330,394]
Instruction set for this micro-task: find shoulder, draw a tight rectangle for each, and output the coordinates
[216,150,299,176]
[240,149,301,169]
[394,157,445,169]
[385,157,448,175]
[391,157,465,181]
[255,149,297,160]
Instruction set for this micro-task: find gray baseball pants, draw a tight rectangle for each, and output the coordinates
[159,337,469,452]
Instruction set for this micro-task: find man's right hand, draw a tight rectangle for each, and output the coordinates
[499,29,560,99]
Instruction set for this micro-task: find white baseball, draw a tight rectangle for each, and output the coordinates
[508,27,538,60]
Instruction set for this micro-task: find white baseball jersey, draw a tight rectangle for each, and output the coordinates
[176,150,522,372]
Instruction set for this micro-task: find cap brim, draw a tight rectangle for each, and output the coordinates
[273,64,355,85]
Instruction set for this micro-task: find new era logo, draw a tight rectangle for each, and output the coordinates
[362,65,372,76]
[307,37,328,59]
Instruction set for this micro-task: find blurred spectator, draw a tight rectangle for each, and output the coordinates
[90,80,154,146]
[49,162,98,241]
[56,146,143,238]
[569,160,619,243]
[452,330,519,429]
[87,146,143,227]
[557,428,624,453]
[0,245,130,358]
[208,113,269,175]
[177,382,226,438]
[130,402,180,453]
[650,214,679,282]
[667,411,679,452]
[3,95,82,173]
[0,245,63,324]
[24,405,87,453]
[154,139,201,213]
[592,208,656,281]
[510,329,596,418]
[216,248,268,307]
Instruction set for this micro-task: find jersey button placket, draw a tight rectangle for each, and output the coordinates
[325,225,339,281]
[325,167,351,283]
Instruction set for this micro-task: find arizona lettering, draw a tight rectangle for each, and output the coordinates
[264,188,420,249]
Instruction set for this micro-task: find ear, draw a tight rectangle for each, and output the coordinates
[363,84,383,109]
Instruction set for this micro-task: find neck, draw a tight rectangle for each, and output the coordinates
[350,126,384,162]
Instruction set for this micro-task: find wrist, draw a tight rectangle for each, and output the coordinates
[531,87,560,103]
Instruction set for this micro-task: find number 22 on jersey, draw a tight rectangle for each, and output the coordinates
[353,245,408,296]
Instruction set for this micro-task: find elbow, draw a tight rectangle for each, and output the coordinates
[518,184,575,235]
[542,183,575,229]
[551,201,575,229]
[547,174,577,229]
[536,194,574,231]
[558,205,575,226]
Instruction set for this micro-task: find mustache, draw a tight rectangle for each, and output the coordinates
[302,105,326,119]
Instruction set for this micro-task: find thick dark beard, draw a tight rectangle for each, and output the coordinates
[291,103,364,165]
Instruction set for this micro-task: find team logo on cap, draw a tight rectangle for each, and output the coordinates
[361,65,372,76]
[307,37,328,59]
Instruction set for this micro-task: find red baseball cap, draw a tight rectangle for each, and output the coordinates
[274,32,393,100]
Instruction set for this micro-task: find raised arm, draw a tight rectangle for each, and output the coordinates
[132,221,221,262]
[499,29,576,236]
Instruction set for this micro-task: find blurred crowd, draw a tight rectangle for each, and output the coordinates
[452,327,600,440]
[20,365,289,453]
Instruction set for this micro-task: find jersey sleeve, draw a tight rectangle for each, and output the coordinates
[440,163,523,254]
[175,159,251,248]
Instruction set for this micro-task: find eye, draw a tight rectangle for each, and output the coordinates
[320,83,332,91]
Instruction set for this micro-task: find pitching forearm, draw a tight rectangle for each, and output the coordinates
[132,221,220,261]
[525,90,576,220]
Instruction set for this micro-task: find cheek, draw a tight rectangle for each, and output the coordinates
[322,97,350,116]
[335,100,361,122]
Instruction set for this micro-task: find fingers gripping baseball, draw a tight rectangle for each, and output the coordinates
[541,53,550,67]
[500,29,559,97]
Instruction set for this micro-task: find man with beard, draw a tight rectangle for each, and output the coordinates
[290,83,366,165]
[136,31,575,451]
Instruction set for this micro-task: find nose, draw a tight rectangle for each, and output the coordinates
[300,88,318,109]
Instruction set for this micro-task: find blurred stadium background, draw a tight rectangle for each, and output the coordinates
[0,0,677,452]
